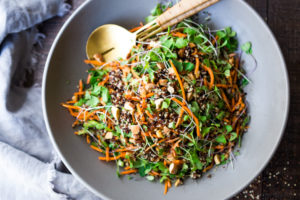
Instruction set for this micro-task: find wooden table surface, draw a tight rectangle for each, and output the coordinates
[37,0,300,199]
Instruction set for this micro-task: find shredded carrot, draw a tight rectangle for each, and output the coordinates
[84,59,105,66]
[120,169,138,175]
[214,145,224,150]
[131,65,140,79]
[220,89,231,111]
[90,145,103,153]
[203,163,214,172]
[124,166,131,170]
[170,97,184,106]
[74,91,85,96]
[175,108,185,127]
[66,100,76,104]
[181,106,201,138]
[86,135,91,144]
[105,147,109,162]
[87,74,92,84]
[98,154,125,161]
[169,60,186,100]
[171,32,187,38]
[149,171,160,176]
[146,92,154,98]
[61,103,81,110]
[145,110,154,119]
[215,84,232,88]
[79,80,83,92]
[98,74,109,86]
[212,35,219,46]
[202,65,214,89]
[164,180,168,195]
[194,57,200,78]
[129,25,143,32]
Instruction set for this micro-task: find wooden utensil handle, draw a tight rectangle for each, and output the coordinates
[161,0,219,30]
[156,0,211,26]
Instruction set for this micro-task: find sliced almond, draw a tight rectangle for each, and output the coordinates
[154,98,164,110]
[145,83,156,92]
[174,179,183,187]
[105,132,113,139]
[124,102,135,112]
[111,106,120,120]
[159,79,168,86]
[163,126,171,135]
[167,86,175,94]
[187,72,195,81]
[214,154,221,165]
[156,63,165,70]
[156,130,164,138]
[169,163,179,174]
[187,91,193,101]
[130,125,140,135]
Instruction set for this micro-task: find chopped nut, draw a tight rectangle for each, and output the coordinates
[140,88,147,97]
[167,86,175,94]
[229,57,234,66]
[163,126,171,135]
[105,132,113,139]
[145,83,156,91]
[156,130,164,138]
[156,63,165,70]
[169,163,179,174]
[130,125,140,135]
[159,79,168,86]
[111,106,120,120]
[174,179,183,187]
[187,72,195,81]
[168,67,175,75]
[167,153,175,162]
[178,48,185,58]
[154,98,164,109]
[214,154,221,165]
[183,82,189,90]
[124,102,135,112]
[129,138,136,144]
[189,43,196,48]
[187,91,193,101]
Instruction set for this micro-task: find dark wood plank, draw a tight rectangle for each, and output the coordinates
[260,0,300,199]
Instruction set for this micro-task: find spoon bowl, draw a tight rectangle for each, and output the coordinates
[86,24,135,61]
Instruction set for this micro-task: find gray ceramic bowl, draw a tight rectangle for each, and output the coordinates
[42,0,289,199]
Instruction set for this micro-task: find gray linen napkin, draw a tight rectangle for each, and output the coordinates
[0,0,99,199]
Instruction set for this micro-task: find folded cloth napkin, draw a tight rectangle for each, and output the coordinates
[0,0,99,199]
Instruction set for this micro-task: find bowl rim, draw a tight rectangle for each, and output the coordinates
[42,0,290,199]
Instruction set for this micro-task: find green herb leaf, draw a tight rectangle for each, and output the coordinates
[225,125,233,133]
[100,86,110,103]
[229,132,238,141]
[85,95,99,107]
[168,122,176,129]
[183,62,195,72]
[242,42,252,54]
[215,135,227,144]
[175,37,188,48]
[171,59,183,72]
